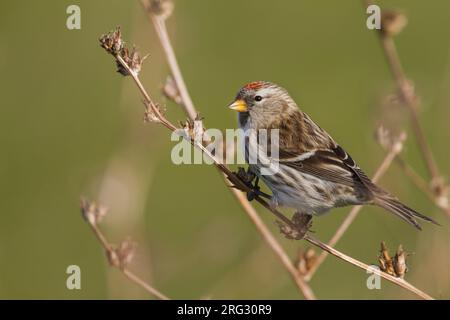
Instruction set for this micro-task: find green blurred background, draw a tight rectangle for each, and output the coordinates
[1,0,449,299]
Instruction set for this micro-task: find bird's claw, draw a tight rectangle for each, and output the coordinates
[235,167,272,202]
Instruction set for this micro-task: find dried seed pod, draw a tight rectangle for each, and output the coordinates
[393,245,408,278]
[117,47,148,76]
[116,238,137,269]
[162,75,182,105]
[100,27,148,77]
[296,248,317,275]
[381,10,407,37]
[99,27,124,55]
[378,241,409,278]
[80,198,108,225]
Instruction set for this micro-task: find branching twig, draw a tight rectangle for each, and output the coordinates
[227,185,317,299]
[303,234,433,300]
[395,156,450,218]
[81,199,169,300]
[140,0,197,120]
[304,132,406,281]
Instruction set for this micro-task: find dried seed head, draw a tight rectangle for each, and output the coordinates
[375,126,391,151]
[393,245,408,278]
[180,118,196,140]
[99,27,124,55]
[162,75,182,105]
[100,27,148,77]
[148,0,174,20]
[381,10,408,37]
[107,238,137,269]
[117,238,137,269]
[430,176,449,210]
[296,248,317,275]
[378,241,395,275]
[378,241,409,278]
[143,100,163,123]
[375,126,406,153]
[80,198,108,226]
[117,47,148,76]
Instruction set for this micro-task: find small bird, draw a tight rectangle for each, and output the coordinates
[228,81,438,230]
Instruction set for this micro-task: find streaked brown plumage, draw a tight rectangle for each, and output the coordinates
[229,81,438,230]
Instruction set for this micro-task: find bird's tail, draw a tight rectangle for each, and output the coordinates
[373,194,440,230]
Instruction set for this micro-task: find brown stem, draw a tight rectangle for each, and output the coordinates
[380,36,439,181]
[304,234,433,300]
[87,221,169,300]
[140,0,197,120]
[396,156,450,218]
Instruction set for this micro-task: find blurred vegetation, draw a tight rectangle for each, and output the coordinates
[0,0,449,299]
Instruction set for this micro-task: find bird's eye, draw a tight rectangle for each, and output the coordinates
[254,95,263,102]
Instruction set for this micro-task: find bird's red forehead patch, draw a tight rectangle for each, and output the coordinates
[244,81,266,90]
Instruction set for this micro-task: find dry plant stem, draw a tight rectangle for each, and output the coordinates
[364,0,440,183]
[304,136,404,281]
[115,50,432,302]
[229,185,316,300]
[396,156,435,199]
[381,37,439,181]
[87,221,169,300]
[303,234,433,300]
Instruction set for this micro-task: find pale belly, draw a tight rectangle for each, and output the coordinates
[254,164,361,216]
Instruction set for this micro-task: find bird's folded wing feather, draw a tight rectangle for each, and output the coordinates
[278,145,376,193]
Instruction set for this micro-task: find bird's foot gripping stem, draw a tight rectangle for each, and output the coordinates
[235,167,271,201]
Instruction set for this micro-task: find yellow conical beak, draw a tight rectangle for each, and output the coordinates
[228,99,248,112]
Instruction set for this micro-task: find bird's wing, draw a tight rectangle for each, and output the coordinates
[278,145,376,199]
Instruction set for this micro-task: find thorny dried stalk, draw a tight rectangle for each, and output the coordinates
[80,198,169,300]
[363,0,449,219]
[304,129,407,281]
[98,24,434,300]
